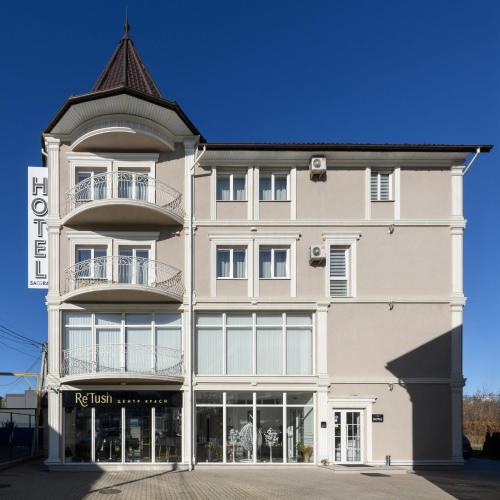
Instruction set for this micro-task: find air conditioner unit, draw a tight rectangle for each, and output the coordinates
[310,156,327,178]
[309,245,326,262]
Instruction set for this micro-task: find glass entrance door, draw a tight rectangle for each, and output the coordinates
[333,410,363,464]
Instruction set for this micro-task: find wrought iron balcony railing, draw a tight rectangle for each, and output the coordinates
[64,256,184,300]
[65,171,184,220]
[61,344,183,378]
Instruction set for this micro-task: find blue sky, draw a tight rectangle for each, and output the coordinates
[0,0,498,395]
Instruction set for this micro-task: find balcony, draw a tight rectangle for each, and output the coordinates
[61,344,183,382]
[63,171,184,226]
[63,256,184,303]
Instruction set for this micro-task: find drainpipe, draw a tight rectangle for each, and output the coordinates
[188,143,206,471]
[463,148,481,175]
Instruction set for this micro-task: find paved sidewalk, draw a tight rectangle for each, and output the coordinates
[0,459,499,499]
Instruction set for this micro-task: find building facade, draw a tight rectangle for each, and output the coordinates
[41,28,491,470]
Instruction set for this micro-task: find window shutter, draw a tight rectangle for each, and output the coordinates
[380,172,390,201]
[330,247,348,297]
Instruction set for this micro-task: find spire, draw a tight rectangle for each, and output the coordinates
[92,15,162,98]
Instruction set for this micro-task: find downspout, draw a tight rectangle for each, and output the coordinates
[188,144,206,471]
[463,148,481,175]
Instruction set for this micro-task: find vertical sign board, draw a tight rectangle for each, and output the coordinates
[28,166,48,288]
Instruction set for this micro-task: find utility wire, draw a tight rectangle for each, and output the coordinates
[0,339,40,359]
[0,330,40,350]
[0,322,43,348]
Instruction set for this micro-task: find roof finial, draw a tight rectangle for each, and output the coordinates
[124,6,130,38]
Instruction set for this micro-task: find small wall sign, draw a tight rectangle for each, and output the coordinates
[321,421,327,428]
[372,414,384,422]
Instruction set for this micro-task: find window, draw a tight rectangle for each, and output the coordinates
[63,312,182,376]
[117,169,150,201]
[118,247,150,285]
[259,247,289,279]
[370,171,392,201]
[216,172,247,201]
[195,391,314,464]
[259,172,289,201]
[195,313,312,376]
[216,247,247,279]
[329,246,348,297]
[75,246,107,279]
[75,169,107,202]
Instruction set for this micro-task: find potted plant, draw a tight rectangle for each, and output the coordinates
[296,442,313,463]
[205,441,215,462]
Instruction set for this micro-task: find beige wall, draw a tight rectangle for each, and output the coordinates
[259,201,290,220]
[329,383,451,461]
[401,169,451,220]
[327,303,452,379]
[297,168,365,220]
[217,202,247,220]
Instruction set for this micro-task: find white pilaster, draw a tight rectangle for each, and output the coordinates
[365,167,371,220]
[316,387,329,463]
[394,167,401,220]
[247,167,254,220]
[45,386,62,464]
[316,303,329,378]
[450,303,465,463]
[451,165,464,220]
[183,138,197,467]
[290,167,297,220]
[451,227,464,298]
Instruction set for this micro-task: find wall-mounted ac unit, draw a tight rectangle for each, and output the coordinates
[309,244,326,262]
[310,156,327,178]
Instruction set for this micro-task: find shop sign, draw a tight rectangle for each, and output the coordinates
[372,414,384,422]
[63,390,182,409]
[28,166,48,288]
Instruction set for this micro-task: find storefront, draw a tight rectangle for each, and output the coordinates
[195,391,315,464]
[63,390,182,464]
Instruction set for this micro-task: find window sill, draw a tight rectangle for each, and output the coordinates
[259,277,291,281]
[259,200,290,203]
[370,200,394,203]
[216,200,248,203]
[216,278,248,281]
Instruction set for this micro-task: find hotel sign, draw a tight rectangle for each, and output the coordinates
[63,390,182,409]
[28,166,48,289]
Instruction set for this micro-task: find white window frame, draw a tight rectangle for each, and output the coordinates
[74,245,109,280]
[216,246,247,279]
[259,246,290,279]
[259,171,290,201]
[370,170,393,202]
[194,312,315,377]
[216,171,247,201]
[323,232,361,299]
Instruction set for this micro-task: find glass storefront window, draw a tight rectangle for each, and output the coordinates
[155,407,182,463]
[196,391,315,465]
[64,406,91,463]
[257,407,283,463]
[226,392,253,405]
[95,407,122,463]
[125,407,151,462]
[196,407,223,462]
[286,406,314,463]
[196,392,223,405]
[226,407,254,463]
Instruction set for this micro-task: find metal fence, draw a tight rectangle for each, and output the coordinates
[0,409,42,464]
